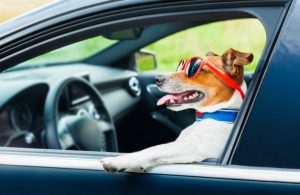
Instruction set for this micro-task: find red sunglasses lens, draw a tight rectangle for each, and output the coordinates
[176,59,185,72]
[185,58,202,77]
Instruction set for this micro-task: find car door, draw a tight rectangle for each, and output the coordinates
[1,0,300,194]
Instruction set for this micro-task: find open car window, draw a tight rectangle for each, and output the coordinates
[0,18,266,168]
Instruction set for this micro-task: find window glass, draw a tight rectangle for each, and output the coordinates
[7,36,117,72]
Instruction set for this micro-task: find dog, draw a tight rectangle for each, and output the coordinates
[100,48,253,172]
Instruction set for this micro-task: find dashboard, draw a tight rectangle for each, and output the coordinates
[0,63,141,148]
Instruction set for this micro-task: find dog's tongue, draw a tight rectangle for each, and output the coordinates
[157,95,174,106]
[157,93,187,106]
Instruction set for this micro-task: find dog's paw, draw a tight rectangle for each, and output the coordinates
[100,157,125,172]
[100,156,146,173]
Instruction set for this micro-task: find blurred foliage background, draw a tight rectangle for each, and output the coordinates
[145,19,266,72]
[1,1,266,73]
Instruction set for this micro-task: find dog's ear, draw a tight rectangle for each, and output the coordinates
[221,48,253,76]
[206,51,219,56]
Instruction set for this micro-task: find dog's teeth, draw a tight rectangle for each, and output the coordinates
[184,97,188,100]
[189,95,193,99]
[192,93,198,97]
[170,99,175,103]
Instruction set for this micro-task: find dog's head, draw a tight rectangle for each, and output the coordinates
[156,48,253,112]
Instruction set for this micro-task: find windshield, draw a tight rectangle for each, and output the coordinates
[6,36,118,72]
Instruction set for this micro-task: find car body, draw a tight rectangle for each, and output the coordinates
[0,0,300,194]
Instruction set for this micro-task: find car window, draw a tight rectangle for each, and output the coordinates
[140,19,265,73]
[0,18,266,169]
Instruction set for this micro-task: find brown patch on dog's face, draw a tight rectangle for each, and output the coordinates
[156,48,253,111]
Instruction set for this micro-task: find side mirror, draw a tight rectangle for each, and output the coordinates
[135,49,157,72]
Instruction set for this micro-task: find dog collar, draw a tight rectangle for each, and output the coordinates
[195,109,238,123]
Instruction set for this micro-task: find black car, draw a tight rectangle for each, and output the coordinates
[0,0,299,194]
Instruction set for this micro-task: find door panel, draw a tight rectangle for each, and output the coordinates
[1,164,300,195]
[0,150,299,194]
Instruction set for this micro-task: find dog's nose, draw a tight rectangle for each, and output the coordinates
[155,75,166,86]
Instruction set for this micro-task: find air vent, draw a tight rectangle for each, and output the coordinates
[128,77,141,97]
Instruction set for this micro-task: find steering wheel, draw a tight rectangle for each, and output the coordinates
[44,77,118,152]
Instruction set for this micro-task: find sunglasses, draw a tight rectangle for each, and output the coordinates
[176,56,245,100]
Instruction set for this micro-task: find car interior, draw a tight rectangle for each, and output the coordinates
[0,19,263,157]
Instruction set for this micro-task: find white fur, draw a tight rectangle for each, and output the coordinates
[101,81,247,172]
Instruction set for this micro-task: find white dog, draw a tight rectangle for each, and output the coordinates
[101,48,253,172]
